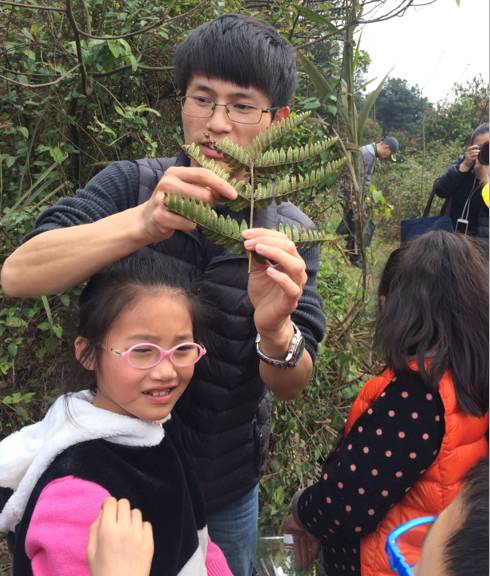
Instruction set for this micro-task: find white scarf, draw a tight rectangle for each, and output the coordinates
[0,390,168,533]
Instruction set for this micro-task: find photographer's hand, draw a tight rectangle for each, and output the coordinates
[459,144,480,172]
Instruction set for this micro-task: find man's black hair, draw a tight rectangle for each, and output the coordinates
[173,14,297,107]
[445,457,489,576]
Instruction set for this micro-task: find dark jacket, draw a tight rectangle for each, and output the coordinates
[433,156,489,239]
[8,417,207,576]
[25,153,325,513]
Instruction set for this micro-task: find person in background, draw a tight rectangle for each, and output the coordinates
[283,230,488,576]
[386,457,489,576]
[0,15,325,575]
[339,136,400,265]
[433,122,489,243]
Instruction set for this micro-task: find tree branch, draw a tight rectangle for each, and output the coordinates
[0,0,65,12]
[73,0,205,41]
[0,64,79,88]
[65,0,89,95]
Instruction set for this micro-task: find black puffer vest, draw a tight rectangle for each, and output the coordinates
[135,155,323,512]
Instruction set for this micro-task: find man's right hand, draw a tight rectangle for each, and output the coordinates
[459,144,481,173]
[141,166,238,243]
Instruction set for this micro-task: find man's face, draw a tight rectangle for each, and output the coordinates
[181,75,289,178]
[378,142,393,160]
[414,496,463,576]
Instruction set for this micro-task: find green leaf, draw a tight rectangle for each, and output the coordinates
[5,316,27,328]
[295,5,338,32]
[49,146,67,165]
[357,66,394,143]
[298,52,331,100]
[19,127,29,139]
[107,39,121,58]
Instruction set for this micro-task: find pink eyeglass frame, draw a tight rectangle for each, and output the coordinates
[106,342,207,369]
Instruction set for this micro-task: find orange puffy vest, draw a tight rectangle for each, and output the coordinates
[344,366,488,576]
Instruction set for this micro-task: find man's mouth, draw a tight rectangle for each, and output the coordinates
[200,141,225,160]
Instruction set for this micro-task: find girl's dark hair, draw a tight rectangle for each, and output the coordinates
[173,14,297,108]
[71,250,203,391]
[375,231,488,416]
[470,122,489,144]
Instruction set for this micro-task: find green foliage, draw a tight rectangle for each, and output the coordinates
[260,244,374,533]
[425,76,489,144]
[372,141,462,241]
[374,77,431,138]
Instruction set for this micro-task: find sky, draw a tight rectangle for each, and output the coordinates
[358,0,490,103]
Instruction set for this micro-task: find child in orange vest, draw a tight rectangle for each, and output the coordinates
[283,230,489,576]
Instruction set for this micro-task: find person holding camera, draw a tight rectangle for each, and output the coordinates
[433,123,489,243]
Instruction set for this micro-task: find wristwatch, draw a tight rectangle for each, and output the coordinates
[255,322,305,369]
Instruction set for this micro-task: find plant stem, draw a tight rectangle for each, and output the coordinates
[248,162,255,273]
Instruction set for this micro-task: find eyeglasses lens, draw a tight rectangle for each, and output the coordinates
[128,343,200,368]
[181,97,262,125]
[396,522,432,571]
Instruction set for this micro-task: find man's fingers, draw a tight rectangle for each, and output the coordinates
[265,267,302,300]
[244,235,298,256]
[162,167,237,200]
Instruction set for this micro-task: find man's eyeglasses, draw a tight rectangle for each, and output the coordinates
[385,516,436,576]
[177,95,278,125]
[103,342,207,369]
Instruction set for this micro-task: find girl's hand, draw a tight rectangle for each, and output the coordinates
[282,513,320,570]
[87,497,154,576]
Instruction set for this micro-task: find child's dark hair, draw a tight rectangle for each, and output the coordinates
[72,250,202,391]
[375,231,488,416]
[445,457,489,576]
[173,14,297,108]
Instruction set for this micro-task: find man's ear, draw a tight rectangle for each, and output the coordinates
[273,106,290,124]
[74,336,96,371]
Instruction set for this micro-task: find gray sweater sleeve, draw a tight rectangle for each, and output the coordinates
[24,161,140,242]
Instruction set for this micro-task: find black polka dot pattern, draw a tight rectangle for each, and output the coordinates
[295,371,445,575]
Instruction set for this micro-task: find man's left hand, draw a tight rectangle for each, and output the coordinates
[243,228,307,344]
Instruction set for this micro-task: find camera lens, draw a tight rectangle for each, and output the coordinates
[478,141,489,166]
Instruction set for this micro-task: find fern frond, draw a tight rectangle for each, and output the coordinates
[183,143,233,181]
[253,158,346,204]
[255,136,339,169]
[166,193,245,254]
[183,143,249,201]
[214,138,252,169]
[247,112,311,157]
[277,223,337,246]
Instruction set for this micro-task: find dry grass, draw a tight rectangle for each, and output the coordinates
[0,536,11,576]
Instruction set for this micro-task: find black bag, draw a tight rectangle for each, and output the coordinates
[400,186,453,245]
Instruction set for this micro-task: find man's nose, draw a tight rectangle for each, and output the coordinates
[206,103,233,133]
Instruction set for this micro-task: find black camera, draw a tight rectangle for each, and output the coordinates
[478,141,489,166]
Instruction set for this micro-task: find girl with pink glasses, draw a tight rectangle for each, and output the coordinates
[0,252,231,576]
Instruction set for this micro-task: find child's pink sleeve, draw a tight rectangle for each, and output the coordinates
[25,475,110,576]
[206,537,234,576]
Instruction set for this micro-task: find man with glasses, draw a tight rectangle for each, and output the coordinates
[1,14,325,576]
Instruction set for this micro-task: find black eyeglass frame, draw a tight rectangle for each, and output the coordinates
[176,95,279,125]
